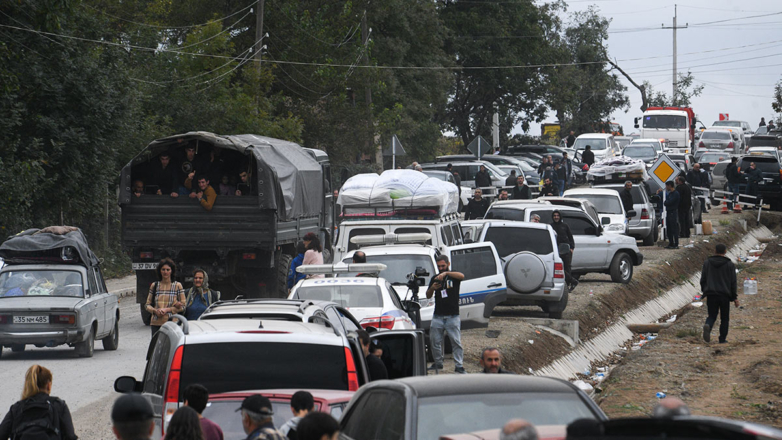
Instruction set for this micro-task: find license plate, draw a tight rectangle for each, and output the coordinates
[14,316,49,324]
[668,141,678,146]
[132,263,157,270]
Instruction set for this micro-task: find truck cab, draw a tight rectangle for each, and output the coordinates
[634,107,697,154]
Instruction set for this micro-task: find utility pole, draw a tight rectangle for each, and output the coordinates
[492,103,500,153]
[662,4,687,105]
[255,0,265,75]
[360,10,380,167]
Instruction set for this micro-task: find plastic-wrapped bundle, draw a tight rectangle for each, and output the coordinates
[587,156,649,181]
[338,170,459,217]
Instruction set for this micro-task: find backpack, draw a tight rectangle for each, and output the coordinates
[11,397,60,440]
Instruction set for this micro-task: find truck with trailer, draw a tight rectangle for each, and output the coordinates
[633,107,698,154]
[119,132,334,325]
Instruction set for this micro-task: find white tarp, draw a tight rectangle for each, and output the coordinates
[338,170,459,216]
[587,156,649,181]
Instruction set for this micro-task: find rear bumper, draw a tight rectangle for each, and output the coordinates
[502,281,566,306]
[0,328,86,347]
[627,220,653,238]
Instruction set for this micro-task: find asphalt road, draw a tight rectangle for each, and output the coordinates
[0,276,146,440]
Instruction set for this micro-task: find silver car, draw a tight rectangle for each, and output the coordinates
[594,184,658,246]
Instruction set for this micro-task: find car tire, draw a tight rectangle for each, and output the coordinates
[505,252,546,293]
[642,230,655,246]
[76,327,95,358]
[610,252,633,284]
[140,304,152,326]
[546,290,568,319]
[10,344,24,353]
[102,320,119,351]
[653,223,659,242]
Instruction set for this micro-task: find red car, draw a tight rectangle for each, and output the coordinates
[202,389,354,439]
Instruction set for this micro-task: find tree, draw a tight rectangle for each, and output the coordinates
[643,71,704,108]
[771,79,782,118]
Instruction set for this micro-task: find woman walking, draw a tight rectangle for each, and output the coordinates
[0,365,77,439]
[302,233,324,279]
[145,258,186,337]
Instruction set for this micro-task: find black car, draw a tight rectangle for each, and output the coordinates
[506,144,566,162]
[338,374,607,440]
[737,155,782,210]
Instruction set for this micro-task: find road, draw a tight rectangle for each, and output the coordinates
[0,275,145,440]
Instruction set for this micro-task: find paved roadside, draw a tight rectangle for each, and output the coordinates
[107,274,137,299]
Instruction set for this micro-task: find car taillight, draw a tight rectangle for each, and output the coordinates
[51,314,75,325]
[242,253,256,260]
[699,141,705,149]
[360,316,395,330]
[344,347,359,391]
[641,208,650,220]
[139,251,154,259]
[727,142,734,150]
[0,315,7,324]
[554,263,564,279]
[162,345,184,436]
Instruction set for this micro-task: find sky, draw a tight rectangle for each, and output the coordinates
[524,0,780,137]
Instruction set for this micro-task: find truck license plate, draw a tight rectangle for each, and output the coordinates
[14,316,49,324]
[132,263,158,270]
[668,141,678,146]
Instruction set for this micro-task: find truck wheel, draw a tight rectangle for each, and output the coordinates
[275,253,294,298]
[610,253,633,284]
[76,327,95,358]
[102,320,119,351]
[140,304,152,326]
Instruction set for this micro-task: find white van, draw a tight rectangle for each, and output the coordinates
[572,133,618,162]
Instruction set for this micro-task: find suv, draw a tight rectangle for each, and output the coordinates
[573,134,618,162]
[593,184,658,246]
[420,161,508,193]
[114,299,426,437]
[461,220,567,318]
[340,242,507,331]
[0,227,119,358]
[483,204,643,283]
[563,188,635,235]
[334,215,464,263]
[737,155,782,211]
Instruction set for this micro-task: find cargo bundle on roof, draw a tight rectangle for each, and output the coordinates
[587,156,649,183]
[338,170,459,219]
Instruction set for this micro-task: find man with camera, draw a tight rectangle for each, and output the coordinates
[426,255,466,374]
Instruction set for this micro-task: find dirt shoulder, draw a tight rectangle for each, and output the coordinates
[596,234,782,428]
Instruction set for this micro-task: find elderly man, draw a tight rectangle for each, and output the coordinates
[480,347,515,374]
[500,419,538,440]
[239,395,286,440]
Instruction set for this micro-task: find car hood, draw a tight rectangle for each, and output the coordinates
[0,296,86,310]
[603,232,637,245]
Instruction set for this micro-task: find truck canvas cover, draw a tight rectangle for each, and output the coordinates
[0,226,99,266]
[120,132,323,221]
[338,170,459,217]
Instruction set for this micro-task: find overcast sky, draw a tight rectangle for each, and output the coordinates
[527,0,780,137]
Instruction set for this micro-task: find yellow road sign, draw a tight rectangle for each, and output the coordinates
[648,153,682,189]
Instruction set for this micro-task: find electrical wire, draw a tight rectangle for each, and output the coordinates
[269,0,363,48]
[81,1,258,30]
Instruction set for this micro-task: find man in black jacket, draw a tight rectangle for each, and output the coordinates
[620,181,634,217]
[551,210,577,291]
[659,181,680,249]
[581,145,595,167]
[465,188,491,220]
[701,244,739,344]
[675,176,692,238]
[725,157,742,210]
[743,162,763,209]
[511,176,531,200]
[357,330,388,381]
[505,170,518,188]
[474,165,492,190]
[538,178,559,198]
[686,164,709,213]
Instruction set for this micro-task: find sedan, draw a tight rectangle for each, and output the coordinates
[338,375,607,440]
[622,145,658,166]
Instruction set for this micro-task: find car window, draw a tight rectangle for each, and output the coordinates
[386,282,405,309]
[566,194,623,214]
[393,227,433,245]
[484,207,526,221]
[450,245,497,279]
[341,391,402,440]
[95,267,108,293]
[623,146,656,159]
[454,166,475,181]
[347,228,387,251]
[0,269,85,298]
[442,225,454,246]
[701,131,730,140]
[574,138,607,151]
[484,226,553,258]
[143,332,171,395]
[563,216,597,235]
[294,283,383,308]
[180,343,349,394]
[341,255,435,286]
[450,223,463,245]
[330,404,345,420]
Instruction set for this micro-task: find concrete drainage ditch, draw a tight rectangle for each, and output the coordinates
[532,225,773,383]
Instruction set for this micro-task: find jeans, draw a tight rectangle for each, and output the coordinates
[666,214,679,247]
[727,183,739,210]
[430,315,463,368]
[705,296,731,342]
[558,179,566,196]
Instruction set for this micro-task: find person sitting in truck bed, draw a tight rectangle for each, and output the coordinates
[186,173,217,211]
[150,151,179,197]
[235,171,251,196]
[178,144,208,195]
[133,180,145,198]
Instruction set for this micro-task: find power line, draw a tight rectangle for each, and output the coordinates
[81,1,258,29]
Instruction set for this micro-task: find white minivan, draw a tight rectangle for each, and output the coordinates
[572,133,618,163]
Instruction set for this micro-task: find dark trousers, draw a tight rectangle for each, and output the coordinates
[561,250,575,285]
[678,208,691,238]
[746,183,759,207]
[705,296,731,342]
[666,214,679,247]
[151,325,161,338]
[727,183,739,210]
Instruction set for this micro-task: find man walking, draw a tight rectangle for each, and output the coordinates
[480,347,515,374]
[686,164,709,213]
[675,176,692,239]
[474,165,492,191]
[660,181,680,249]
[554,162,567,196]
[562,152,574,187]
[743,162,763,209]
[465,188,490,220]
[426,256,466,374]
[184,269,220,321]
[701,244,739,344]
[511,176,531,200]
[725,157,742,210]
[551,210,577,291]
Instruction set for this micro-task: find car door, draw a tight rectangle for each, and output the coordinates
[371,330,427,379]
[446,242,507,328]
[95,266,115,336]
[340,388,410,440]
[561,213,610,271]
[86,268,106,335]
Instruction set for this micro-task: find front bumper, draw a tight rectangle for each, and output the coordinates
[0,327,86,347]
[634,252,644,266]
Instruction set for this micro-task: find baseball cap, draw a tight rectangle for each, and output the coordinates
[112,394,154,423]
[237,395,274,416]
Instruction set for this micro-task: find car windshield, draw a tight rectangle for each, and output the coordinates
[417,393,597,440]
[756,126,768,135]
[573,138,606,151]
[484,226,553,257]
[712,121,741,128]
[567,194,623,214]
[699,153,729,163]
[422,171,447,181]
[598,186,644,204]
[203,399,322,440]
[484,207,526,221]
[341,255,435,286]
[739,160,780,173]
[643,115,687,129]
[0,269,84,298]
[701,131,731,140]
[623,146,656,159]
[293,283,382,308]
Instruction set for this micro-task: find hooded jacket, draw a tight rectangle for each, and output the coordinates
[699,255,737,300]
[550,210,575,250]
[184,271,220,320]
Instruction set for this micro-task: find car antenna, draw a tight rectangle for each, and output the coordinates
[258,321,263,329]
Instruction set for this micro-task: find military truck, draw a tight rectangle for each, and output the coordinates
[119,132,334,324]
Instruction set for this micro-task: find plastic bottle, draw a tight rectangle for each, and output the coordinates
[743,278,758,295]
[656,392,666,399]
[589,290,594,296]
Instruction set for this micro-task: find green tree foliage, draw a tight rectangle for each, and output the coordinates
[643,71,704,108]
[771,79,782,118]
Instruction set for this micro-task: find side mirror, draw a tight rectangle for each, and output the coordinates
[403,300,421,313]
[114,376,141,393]
[650,195,660,203]
[597,226,603,236]
[601,217,611,225]
[627,210,637,217]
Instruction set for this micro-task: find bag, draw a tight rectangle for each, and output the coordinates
[12,397,60,440]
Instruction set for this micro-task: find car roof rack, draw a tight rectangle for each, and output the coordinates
[350,233,432,247]
[297,263,387,275]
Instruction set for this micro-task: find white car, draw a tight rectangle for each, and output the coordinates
[573,133,619,162]
[289,269,416,330]
[629,138,665,155]
[563,188,633,235]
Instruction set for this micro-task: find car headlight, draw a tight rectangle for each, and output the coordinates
[418,297,435,308]
[607,224,625,232]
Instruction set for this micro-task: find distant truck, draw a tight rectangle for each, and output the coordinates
[634,107,697,154]
[119,132,334,325]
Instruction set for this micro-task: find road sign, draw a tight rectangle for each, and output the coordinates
[466,136,491,158]
[648,153,682,189]
[382,134,406,157]
[719,113,729,121]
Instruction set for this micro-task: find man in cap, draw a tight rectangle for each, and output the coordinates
[239,395,286,440]
[111,394,155,440]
